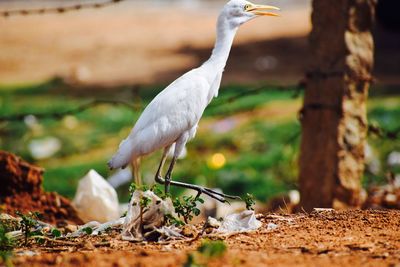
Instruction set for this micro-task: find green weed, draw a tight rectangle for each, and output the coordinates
[184,239,227,267]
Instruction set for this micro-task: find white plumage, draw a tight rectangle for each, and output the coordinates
[108,69,209,169]
[108,0,279,201]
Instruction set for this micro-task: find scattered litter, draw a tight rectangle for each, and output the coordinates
[266,223,278,230]
[69,218,125,237]
[365,143,381,174]
[28,137,61,160]
[24,115,40,130]
[121,190,182,242]
[387,151,400,166]
[217,210,262,233]
[73,170,120,223]
[6,230,23,240]
[288,190,300,205]
[15,250,38,257]
[364,173,400,209]
[69,221,101,237]
[92,217,125,235]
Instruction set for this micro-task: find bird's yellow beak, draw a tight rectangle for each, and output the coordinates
[245,3,280,17]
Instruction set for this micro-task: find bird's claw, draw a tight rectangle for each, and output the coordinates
[155,175,240,204]
[199,187,241,204]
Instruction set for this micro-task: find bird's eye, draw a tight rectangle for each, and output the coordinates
[244,4,251,11]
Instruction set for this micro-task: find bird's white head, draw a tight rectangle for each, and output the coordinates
[221,0,280,28]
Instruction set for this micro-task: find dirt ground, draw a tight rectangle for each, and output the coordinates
[11,209,400,267]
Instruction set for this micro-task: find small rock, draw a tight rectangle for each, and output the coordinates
[64,224,78,233]
[384,193,397,206]
[205,227,214,234]
[82,240,95,250]
[181,224,197,237]
[207,217,222,228]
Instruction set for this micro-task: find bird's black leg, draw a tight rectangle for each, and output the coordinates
[154,148,169,185]
[154,150,240,203]
[164,156,177,195]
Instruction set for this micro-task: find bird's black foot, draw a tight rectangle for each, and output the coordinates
[155,175,241,203]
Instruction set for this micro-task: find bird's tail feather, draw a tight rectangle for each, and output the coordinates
[108,138,134,170]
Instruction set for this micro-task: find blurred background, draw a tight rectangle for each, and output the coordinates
[0,0,399,206]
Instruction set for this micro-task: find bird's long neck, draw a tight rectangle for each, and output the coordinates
[206,15,238,71]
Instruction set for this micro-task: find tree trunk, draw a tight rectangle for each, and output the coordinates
[299,0,376,211]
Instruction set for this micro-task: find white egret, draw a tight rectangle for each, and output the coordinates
[108,0,280,202]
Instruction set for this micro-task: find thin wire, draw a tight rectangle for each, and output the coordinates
[0,99,137,122]
[0,0,126,17]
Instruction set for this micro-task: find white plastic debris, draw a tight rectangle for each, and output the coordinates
[24,115,39,129]
[69,217,125,237]
[266,223,278,230]
[365,143,381,174]
[388,151,400,167]
[218,210,262,233]
[121,190,182,241]
[288,190,300,205]
[107,168,132,189]
[15,250,38,257]
[93,217,125,235]
[73,170,120,223]
[69,221,101,237]
[28,137,61,160]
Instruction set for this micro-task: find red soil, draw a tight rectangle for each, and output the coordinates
[0,151,83,225]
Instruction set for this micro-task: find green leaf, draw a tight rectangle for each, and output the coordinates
[244,193,256,210]
[82,227,93,235]
[51,228,61,238]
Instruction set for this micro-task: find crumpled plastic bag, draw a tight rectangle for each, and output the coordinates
[73,170,120,223]
[217,210,262,233]
[121,190,182,241]
[69,217,125,237]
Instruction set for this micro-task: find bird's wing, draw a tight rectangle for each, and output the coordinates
[108,70,211,169]
[134,70,209,131]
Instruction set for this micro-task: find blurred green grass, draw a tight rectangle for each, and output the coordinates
[0,81,399,203]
